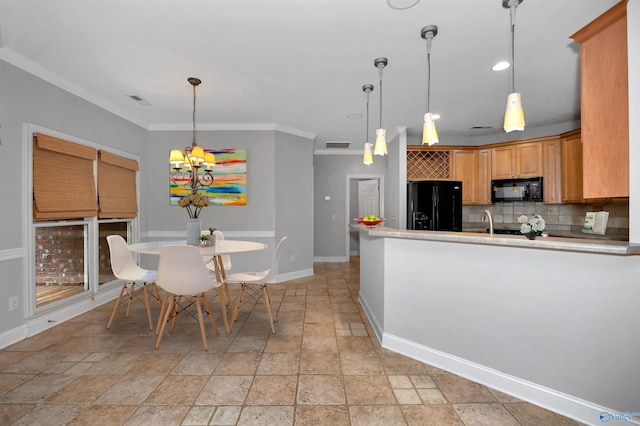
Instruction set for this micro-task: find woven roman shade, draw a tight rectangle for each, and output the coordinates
[33,133,98,220]
[97,150,139,218]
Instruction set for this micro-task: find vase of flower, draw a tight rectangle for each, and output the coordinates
[186,219,201,246]
[518,214,545,240]
[527,233,536,240]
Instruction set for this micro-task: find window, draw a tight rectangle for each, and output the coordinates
[29,129,139,312]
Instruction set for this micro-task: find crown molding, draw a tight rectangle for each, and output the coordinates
[148,122,316,140]
[0,48,149,129]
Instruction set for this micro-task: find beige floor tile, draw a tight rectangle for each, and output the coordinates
[453,403,521,425]
[171,352,222,375]
[504,401,582,425]
[301,335,338,352]
[67,405,137,426]
[85,352,145,375]
[46,374,120,404]
[417,388,448,404]
[340,353,384,375]
[303,322,336,336]
[0,373,75,403]
[432,374,497,404]
[297,375,346,405]
[2,351,65,374]
[237,405,294,426]
[349,405,407,426]
[299,351,342,375]
[343,376,397,405]
[210,406,242,425]
[296,405,350,426]
[128,353,184,375]
[10,403,85,426]
[394,389,423,404]
[95,375,164,405]
[227,335,268,352]
[123,404,189,426]
[245,375,297,405]
[263,335,302,353]
[0,373,33,397]
[0,403,36,425]
[402,405,465,426]
[336,336,375,353]
[181,405,215,425]
[195,375,253,405]
[144,375,208,405]
[257,352,300,375]
[213,352,261,375]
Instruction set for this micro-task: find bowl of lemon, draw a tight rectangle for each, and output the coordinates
[355,215,385,227]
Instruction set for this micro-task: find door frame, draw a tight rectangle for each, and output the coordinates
[346,174,385,258]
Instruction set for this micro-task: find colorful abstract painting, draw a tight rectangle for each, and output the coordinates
[170,148,247,206]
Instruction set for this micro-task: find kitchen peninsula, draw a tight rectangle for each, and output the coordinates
[355,225,640,424]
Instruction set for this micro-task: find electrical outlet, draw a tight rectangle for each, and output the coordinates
[290,254,296,263]
[9,296,19,311]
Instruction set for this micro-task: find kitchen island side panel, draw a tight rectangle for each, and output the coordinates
[381,236,640,414]
[358,233,385,342]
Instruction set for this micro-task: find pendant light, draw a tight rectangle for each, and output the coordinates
[503,0,525,132]
[362,84,374,165]
[373,57,388,156]
[421,25,439,146]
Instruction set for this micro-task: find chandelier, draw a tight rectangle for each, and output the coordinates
[169,77,216,195]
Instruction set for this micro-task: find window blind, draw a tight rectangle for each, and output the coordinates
[97,150,139,218]
[33,133,98,220]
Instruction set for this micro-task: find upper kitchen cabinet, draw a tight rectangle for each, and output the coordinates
[571,0,629,199]
[491,142,542,180]
[452,149,478,205]
[477,149,492,205]
[560,129,584,203]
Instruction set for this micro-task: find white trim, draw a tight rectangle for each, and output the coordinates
[149,122,316,140]
[0,48,148,129]
[358,294,383,343]
[0,324,28,350]
[382,333,640,426]
[0,248,24,262]
[276,268,314,283]
[313,256,349,263]
[143,230,276,239]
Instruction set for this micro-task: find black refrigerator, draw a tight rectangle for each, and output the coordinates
[407,180,463,231]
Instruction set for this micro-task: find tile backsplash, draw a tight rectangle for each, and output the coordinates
[464,201,629,230]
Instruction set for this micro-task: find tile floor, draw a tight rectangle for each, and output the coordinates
[0,258,581,425]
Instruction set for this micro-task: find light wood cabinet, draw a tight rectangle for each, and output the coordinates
[560,129,584,203]
[491,142,542,179]
[477,149,491,205]
[542,138,562,204]
[571,0,628,199]
[452,150,478,205]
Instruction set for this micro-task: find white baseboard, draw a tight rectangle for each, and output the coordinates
[383,333,640,426]
[0,285,121,350]
[313,256,349,262]
[358,294,382,342]
[276,268,314,283]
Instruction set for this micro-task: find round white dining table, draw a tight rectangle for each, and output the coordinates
[128,239,267,334]
[128,239,267,256]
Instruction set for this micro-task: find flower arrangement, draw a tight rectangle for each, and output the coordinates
[178,194,209,219]
[518,214,545,239]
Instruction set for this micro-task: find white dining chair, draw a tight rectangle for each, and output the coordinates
[225,236,287,334]
[106,235,160,330]
[155,245,229,350]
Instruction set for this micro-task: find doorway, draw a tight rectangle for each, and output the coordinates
[346,174,384,257]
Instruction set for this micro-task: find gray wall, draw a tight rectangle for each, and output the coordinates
[0,61,147,334]
[313,152,388,260]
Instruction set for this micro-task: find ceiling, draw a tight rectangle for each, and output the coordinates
[0,0,618,149]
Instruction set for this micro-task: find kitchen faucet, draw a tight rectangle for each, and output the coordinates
[482,210,493,236]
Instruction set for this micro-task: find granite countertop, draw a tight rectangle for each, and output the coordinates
[463,223,629,242]
[352,224,640,256]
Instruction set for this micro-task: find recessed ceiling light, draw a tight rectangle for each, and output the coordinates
[347,113,363,120]
[470,125,494,130]
[492,61,510,71]
[326,141,351,148]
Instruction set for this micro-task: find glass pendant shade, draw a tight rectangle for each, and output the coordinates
[374,129,387,156]
[422,112,439,146]
[503,92,525,132]
[363,143,373,165]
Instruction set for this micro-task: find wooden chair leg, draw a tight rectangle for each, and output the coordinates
[156,292,170,335]
[230,284,246,329]
[152,283,162,303]
[262,285,276,334]
[143,284,153,330]
[155,295,175,349]
[195,296,208,351]
[263,284,278,324]
[125,282,135,318]
[201,293,219,335]
[107,283,127,329]
[213,287,228,334]
[169,297,181,333]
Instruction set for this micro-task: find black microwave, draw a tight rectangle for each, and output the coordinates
[491,177,543,202]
